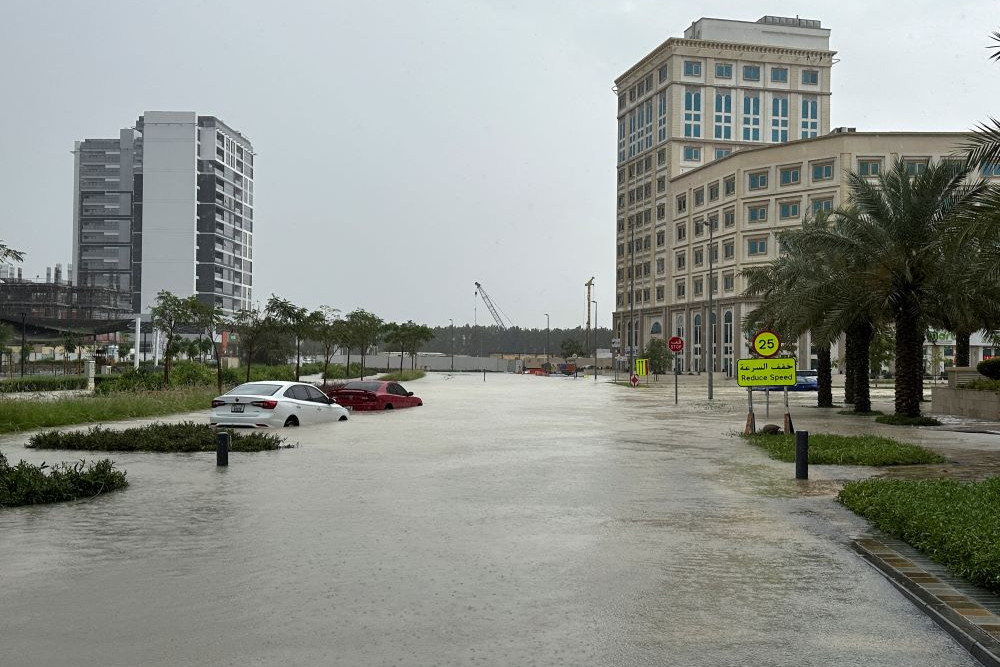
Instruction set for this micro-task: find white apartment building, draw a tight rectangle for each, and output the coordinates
[613,16,834,364]
[72,111,254,316]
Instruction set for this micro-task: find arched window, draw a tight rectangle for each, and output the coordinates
[724,311,733,344]
[650,321,662,335]
[675,314,685,338]
[694,314,702,345]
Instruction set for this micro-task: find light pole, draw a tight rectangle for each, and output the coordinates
[449,318,454,371]
[20,312,26,378]
[592,300,598,382]
[628,218,636,377]
[544,313,550,372]
[708,215,715,400]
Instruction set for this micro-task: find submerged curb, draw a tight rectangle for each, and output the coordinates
[853,538,1000,667]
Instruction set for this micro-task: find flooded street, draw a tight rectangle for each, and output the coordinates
[0,373,984,666]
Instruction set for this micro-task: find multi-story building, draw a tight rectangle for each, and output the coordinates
[72,111,255,316]
[613,16,834,366]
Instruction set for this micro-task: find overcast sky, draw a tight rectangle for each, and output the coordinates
[2,0,999,329]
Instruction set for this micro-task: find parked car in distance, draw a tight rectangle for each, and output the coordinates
[751,368,819,392]
[320,380,423,411]
[211,381,349,428]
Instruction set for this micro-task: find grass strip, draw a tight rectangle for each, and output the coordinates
[380,370,426,382]
[875,414,942,427]
[0,388,216,434]
[0,452,128,508]
[837,409,884,416]
[0,375,88,393]
[27,421,283,452]
[741,432,944,466]
[839,477,1000,593]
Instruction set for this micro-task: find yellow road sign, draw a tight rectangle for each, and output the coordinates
[635,358,648,376]
[751,330,781,358]
[736,358,797,387]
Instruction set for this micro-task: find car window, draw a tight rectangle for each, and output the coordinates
[388,383,406,396]
[228,383,282,396]
[304,386,328,403]
[343,381,381,392]
[284,385,308,400]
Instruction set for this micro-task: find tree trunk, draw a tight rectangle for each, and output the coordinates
[894,300,924,418]
[214,342,223,395]
[852,320,873,414]
[956,330,971,368]
[843,330,855,404]
[245,344,253,383]
[295,336,301,382]
[817,344,833,407]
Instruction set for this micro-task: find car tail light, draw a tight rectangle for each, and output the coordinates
[251,400,278,409]
[211,399,226,407]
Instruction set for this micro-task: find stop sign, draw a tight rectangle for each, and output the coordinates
[668,336,684,352]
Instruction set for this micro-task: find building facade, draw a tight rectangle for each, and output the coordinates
[72,112,254,316]
[613,16,834,366]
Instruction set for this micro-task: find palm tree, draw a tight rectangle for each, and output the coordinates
[809,160,988,417]
[0,240,24,264]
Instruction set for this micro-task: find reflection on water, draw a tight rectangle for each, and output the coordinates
[0,374,982,666]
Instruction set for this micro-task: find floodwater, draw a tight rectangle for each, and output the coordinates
[0,373,984,666]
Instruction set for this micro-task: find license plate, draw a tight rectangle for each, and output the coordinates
[231,404,245,413]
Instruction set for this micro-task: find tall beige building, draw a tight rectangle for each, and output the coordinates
[613,16,835,366]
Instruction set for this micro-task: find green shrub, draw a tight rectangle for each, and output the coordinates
[0,452,128,508]
[977,357,1000,380]
[95,368,165,394]
[0,376,88,393]
[381,370,426,382]
[741,432,943,466]
[836,409,884,416]
[27,421,284,452]
[874,414,942,426]
[965,378,1000,392]
[839,477,1000,592]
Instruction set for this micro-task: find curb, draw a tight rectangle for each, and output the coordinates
[853,538,1000,667]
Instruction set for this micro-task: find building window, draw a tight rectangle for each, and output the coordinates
[643,288,650,301]
[779,201,800,219]
[656,230,665,246]
[708,213,719,232]
[656,258,665,274]
[780,166,800,185]
[684,60,702,77]
[694,278,704,296]
[676,223,687,241]
[714,92,733,139]
[676,193,687,213]
[904,158,929,176]
[748,204,768,222]
[694,218,705,236]
[743,65,760,81]
[684,88,702,138]
[811,198,833,214]
[715,148,732,160]
[658,64,669,83]
[676,251,686,270]
[742,94,761,141]
[657,92,668,142]
[812,161,834,181]
[709,182,720,201]
[802,69,819,85]
[801,96,818,139]
[675,280,686,298]
[657,148,666,165]
[858,158,882,176]
[710,243,719,262]
[982,164,1000,177]
[723,273,735,291]
[683,145,702,161]
[657,176,666,193]
[657,203,665,220]
[771,67,788,83]
[748,237,768,256]
[724,176,736,196]
[656,286,664,301]
[723,241,735,259]
[694,247,704,266]
[723,209,735,227]
[694,188,705,206]
[716,62,733,79]
[748,170,768,190]
[771,95,789,142]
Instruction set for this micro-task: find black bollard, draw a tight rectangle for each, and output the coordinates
[217,431,230,467]
[795,430,808,480]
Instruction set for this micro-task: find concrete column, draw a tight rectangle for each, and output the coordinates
[85,360,95,392]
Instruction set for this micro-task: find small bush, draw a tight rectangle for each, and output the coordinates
[965,378,1000,393]
[0,376,88,393]
[0,452,128,508]
[874,414,942,427]
[380,370,426,382]
[977,357,1000,380]
[741,432,943,466]
[27,421,284,452]
[95,367,165,394]
[837,409,884,416]
[839,477,1000,593]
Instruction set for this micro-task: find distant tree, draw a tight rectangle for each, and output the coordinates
[265,295,313,381]
[311,306,342,384]
[150,290,193,386]
[346,309,384,379]
[644,338,673,375]
[559,338,585,361]
[117,333,132,363]
[231,305,266,382]
[382,322,405,372]
[188,297,228,393]
[404,323,435,370]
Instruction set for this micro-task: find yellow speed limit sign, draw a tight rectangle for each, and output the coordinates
[751,330,781,358]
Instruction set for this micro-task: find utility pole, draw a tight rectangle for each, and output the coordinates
[584,276,595,350]
[545,313,550,372]
[449,318,454,371]
[708,216,715,400]
[20,312,26,378]
[628,220,636,375]
[593,300,598,382]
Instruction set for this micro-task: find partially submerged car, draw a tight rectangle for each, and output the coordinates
[211,381,349,428]
[320,380,423,411]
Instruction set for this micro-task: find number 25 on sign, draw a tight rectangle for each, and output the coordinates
[751,330,781,358]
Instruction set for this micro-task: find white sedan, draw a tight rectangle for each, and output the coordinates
[210,381,349,428]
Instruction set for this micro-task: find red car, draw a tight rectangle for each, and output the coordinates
[321,380,423,411]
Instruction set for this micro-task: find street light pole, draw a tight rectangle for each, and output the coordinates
[20,312,26,378]
[629,219,636,376]
[449,318,454,371]
[708,217,715,400]
[592,300,598,382]
[545,313,550,372]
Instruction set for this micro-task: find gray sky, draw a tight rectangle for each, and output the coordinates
[2,0,999,328]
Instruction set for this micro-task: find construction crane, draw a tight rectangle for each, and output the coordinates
[474,282,512,330]
[585,277,595,349]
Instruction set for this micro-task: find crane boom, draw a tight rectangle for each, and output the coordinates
[474,282,510,330]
